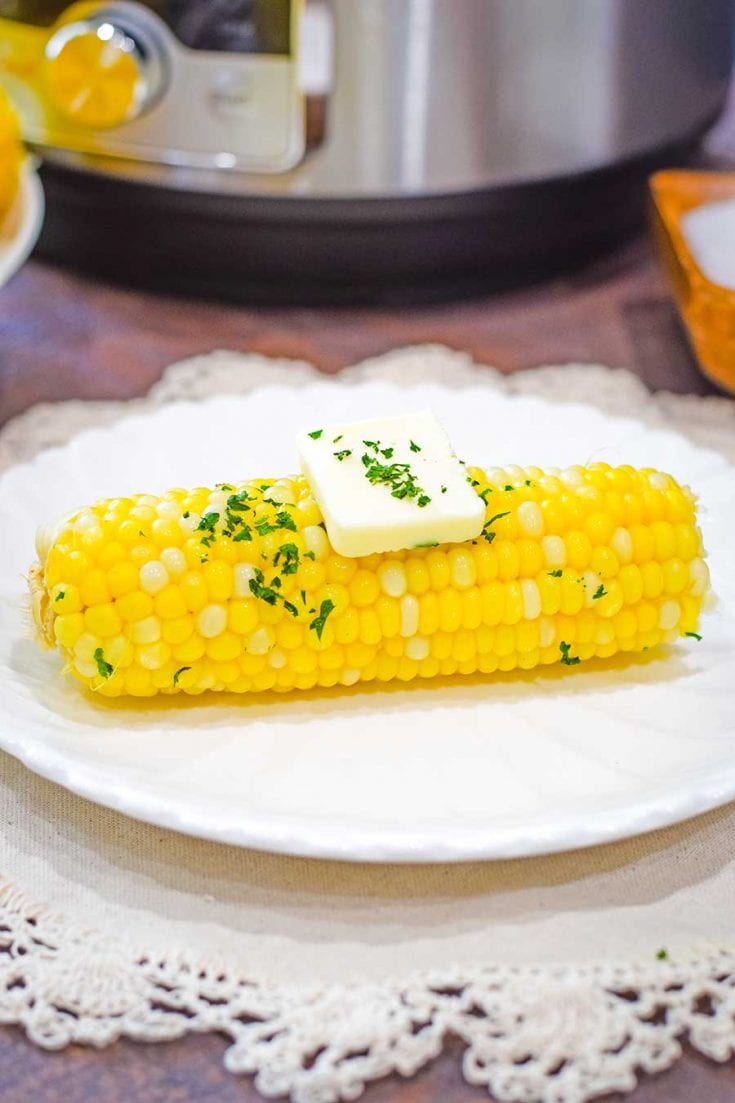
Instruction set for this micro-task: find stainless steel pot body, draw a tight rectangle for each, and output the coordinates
[5,0,734,196]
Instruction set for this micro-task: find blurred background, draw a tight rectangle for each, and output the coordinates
[1,0,735,421]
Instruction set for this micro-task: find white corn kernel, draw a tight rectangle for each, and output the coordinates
[269,648,287,669]
[139,560,170,595]
[233,563,257,598]
[583,572,603,607]
[160,548,186,576]
[560,467,585,487]
[156,501,181,520]
[542,535,566,568]
[130,616,161,645]
[379,562,407,598]
[517,500,544,537]
[180,512,200,533]
[74,632,100,661]
[611,527,633,563]
[405,636,430,661]
[75,659,99,679]
[449,549,475,590]
[400,594,419,637]
[689,558,710,597]
[266,481,296,506]
[247,627,274,655]
[539,617,555,648]
[658,600,681,630]
[521,579,541,620]
[340,668,360,687]
[197,604,227,639]
[304,525,330,560]
[648,472,669,491]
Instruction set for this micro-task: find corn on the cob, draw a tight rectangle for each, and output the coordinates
[29,463,709,698]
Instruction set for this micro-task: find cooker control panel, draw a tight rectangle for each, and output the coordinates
[0,0,305,173]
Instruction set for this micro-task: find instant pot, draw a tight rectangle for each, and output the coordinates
[1,0,733,302]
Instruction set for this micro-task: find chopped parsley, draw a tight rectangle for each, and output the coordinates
[173,666,190,687]
[504,484,514,492]
[217,483,235,492]
[93,647,113,679]
[274,543,300,575]
[481,511,510,543]
[197,512,219,531]
[232,524,253,542]
[333,434,343,443]
[414,540,438,548]
[525,479,532,487]
[685,631,703,641]
[54,591,65,602]
[478,487,492,502]
[226,490,252,512]
[593,584,608,600]
[548,569,563,578]
[248,569,280,606]
[308,429,323,440]
[655,947,669,961]
[559,641,580,667]
[360,439,431,508]
[276,510,297,532]
[310,599,335,640]
[183,511,190,519]
[334,449,352,462]
[283,600,298,617]
[303,550,316,561]
[254,518,276,537]
[197,512,220,545]
[409,440,421,453]
[441,486,447,494]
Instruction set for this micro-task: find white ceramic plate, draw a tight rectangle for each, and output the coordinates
[0,160,44,288]
[1,380,733,862]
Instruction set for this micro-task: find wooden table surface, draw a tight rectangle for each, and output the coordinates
[2,129,735,1101]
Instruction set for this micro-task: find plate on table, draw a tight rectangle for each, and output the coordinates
[0,378,733,862]
[0,160,44,288]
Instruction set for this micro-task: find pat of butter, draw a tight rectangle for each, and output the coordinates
[297,411,485,557]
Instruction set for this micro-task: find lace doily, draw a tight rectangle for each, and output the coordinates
[1,346,735,1103]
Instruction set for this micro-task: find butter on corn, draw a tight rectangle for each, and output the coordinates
[29,463,709,698]
[297,412,485,557]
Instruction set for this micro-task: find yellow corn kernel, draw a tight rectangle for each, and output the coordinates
[461,587,483,630]
[154,585,188,620]
[79,569,110,607]
[426,550,450,591]
[495,540,520,581]
[642,561,664,599]
[564,531,592,571]
[375,595,400,638]
[55,612,85,650]
[405,557,431,595]
[419,592,440,636]
[619,564,643,605]
[181,571,208,612]
[480,580,504,626]
[438,590,462,633]
[204,560,233,602]
[359,609,381,646]
[228,600,259,635]
[173,635,207,663]
[662,558,688,596]
[473,543,498,582]
[502,581,524,625]
[83,603,122,638]
[207,631,243,662]
[630,524,655,563]
[162,615,194,645]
